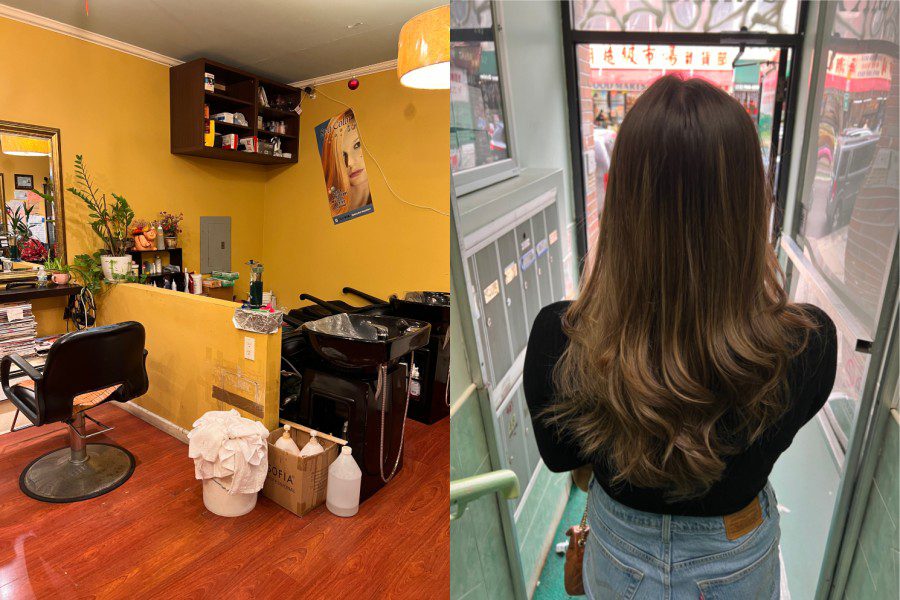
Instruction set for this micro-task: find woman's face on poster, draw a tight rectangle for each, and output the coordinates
[341,127,368,188]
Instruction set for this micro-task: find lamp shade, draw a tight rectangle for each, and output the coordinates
[397,5,450,90]
[0,133,51,156]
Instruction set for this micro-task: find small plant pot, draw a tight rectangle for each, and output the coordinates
[100,255,132,282]
[51,272,71,285]
[164,236,178,249]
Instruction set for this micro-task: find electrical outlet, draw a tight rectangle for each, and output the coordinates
[244,336,255,361]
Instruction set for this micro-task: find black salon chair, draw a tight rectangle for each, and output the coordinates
[2,321,149,502]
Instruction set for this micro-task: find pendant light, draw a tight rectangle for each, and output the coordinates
[397,5,450,90]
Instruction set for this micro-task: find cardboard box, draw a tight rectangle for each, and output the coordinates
[204,119,215,147]
[262,422,345,517]
[239,136,258,153]
[212,112,235,124]
[221,133,238,150]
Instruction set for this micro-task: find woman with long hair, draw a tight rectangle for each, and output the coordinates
[320,109,372,217]
[524,75,837,598]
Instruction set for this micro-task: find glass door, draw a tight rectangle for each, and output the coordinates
[562,0,805,265]
[773,1,898,598]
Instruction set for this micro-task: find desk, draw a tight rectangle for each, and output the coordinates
[0,283,82,303]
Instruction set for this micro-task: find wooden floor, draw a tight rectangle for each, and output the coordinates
[0,404,449,599]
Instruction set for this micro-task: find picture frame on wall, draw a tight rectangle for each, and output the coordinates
[14,174,33,190]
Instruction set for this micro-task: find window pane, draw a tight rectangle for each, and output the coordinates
[574,43,782,257]
[795,2,898,337]
[790,271,872,446]
[450,1,511,174]
[571,0,801,34]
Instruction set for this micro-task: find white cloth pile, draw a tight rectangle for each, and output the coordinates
[188,409,270,495]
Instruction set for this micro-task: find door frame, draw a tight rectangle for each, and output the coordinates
[560,0,810,269]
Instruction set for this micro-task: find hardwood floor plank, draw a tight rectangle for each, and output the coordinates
[0,403,449,599]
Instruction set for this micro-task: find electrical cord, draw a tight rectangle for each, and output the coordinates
[311,87,450,218]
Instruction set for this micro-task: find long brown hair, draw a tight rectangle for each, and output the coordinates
[550,75,813,500]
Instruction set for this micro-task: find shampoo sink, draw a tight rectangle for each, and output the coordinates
[302,313,431,369]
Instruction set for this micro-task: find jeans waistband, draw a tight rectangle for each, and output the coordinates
[590,481,776,533]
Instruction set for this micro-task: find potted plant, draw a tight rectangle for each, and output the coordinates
[44,257,70,285]
[158,211,183,249]
[66,155,135,281]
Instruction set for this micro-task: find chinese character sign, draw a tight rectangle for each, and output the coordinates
[590,44,739,72]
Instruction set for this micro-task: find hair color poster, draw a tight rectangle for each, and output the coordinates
[315,109,375,224]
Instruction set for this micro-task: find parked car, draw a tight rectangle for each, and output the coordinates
[826,128,880,231]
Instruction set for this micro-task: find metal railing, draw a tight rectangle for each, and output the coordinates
[450,469,520,521]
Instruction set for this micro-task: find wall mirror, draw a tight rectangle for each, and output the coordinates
[0,120,66,263]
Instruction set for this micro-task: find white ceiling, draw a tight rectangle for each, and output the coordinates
[2,0,443,83]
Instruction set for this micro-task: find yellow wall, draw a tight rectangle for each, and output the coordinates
[97,284,281,430]
[262,70,449,308]
[0,17,449,316]
[0,17,267,300]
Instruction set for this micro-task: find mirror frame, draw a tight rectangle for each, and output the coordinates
[0,120,66,263]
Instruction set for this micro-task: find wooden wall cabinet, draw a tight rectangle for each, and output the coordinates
[170,58,300,165]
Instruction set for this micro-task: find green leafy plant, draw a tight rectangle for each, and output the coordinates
[66,155,134,256]
[68,251,104,295]
[68,251,146,294]
[6,203,34,244]
[43,257,68,273]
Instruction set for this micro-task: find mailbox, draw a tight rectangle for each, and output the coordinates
[497,393,530,508]
[530,213,554,311]
[543,202,565,303]
[497,230,528,359]
[517,386,541,477]
[515,222,543,330]
[473,243,514,384]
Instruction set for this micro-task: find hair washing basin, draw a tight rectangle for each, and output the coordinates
[302,313,431,369]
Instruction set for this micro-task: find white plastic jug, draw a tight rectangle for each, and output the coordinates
[274,424,302,456]
[326,446,362,517]
[298,430,325,458]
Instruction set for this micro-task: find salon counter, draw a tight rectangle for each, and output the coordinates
[96,284,281,431]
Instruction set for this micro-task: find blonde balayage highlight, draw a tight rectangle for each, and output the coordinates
[549,76,813,500]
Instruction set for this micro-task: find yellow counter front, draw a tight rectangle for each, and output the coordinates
[96,284,281,431]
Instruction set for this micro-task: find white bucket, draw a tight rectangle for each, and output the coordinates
[202,477,257,517]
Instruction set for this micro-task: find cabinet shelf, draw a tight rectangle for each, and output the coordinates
[258,105,297,118]
[256,129,297,139]
[171,58,299,166]
[211,121,253,132]
[204,91,252,106]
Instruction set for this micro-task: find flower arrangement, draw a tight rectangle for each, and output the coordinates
[158,211,183,237]
[19,238,47,262]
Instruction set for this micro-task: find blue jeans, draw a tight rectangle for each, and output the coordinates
[584,481,780,600]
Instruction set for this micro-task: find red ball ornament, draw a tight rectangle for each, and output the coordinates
[348,78,360,90]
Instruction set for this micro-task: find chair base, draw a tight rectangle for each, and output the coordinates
[19,443,135,503]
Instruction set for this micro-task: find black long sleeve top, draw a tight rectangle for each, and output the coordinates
[523,301,838,516]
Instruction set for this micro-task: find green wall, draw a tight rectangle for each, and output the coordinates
[843,414,899,599]
[451,3,581,597]
[450,394,518,600]
[500,0,579,293]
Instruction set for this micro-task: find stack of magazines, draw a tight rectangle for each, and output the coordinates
[0,302,36,358]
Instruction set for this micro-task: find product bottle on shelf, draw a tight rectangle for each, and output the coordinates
[326,446,361,517]
[154,254,162,274]
[156,224,165,250]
